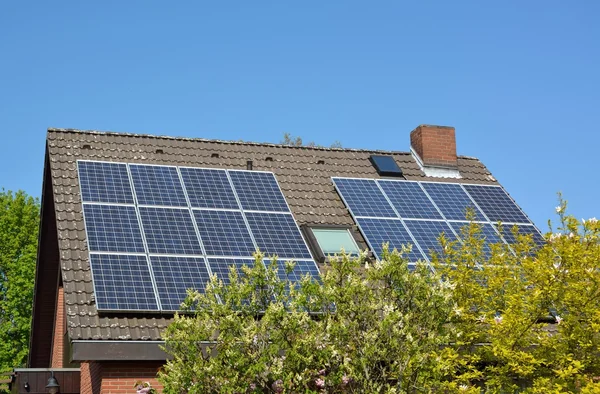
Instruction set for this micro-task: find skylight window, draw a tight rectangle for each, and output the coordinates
[310,228,360,258]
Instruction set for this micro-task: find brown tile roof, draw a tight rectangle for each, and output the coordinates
[45,128,497,341]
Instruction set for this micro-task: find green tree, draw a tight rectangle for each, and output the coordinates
[0,190,39,371]
[159,202,600,393]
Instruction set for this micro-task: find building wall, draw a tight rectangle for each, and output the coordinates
[80,361,163,394]
[50,287,65,368]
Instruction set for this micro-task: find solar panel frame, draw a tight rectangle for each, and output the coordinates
[89,253,160,311]
[180,167,240,209]
[77,160,135,204]
[149,255,212,311]
[229,170,291,212]
[493,223,545,249]
[449,221,506,259]
[377,180,444,220]
[82,204,146,253]
[332,177,398,218]
[138,207,203,255]
[193,209,257,257]
[403,219,459,262]
[207,257,256,286]
[245,212,314,260]
[462,184,531,224]
[129,164,188,207]
[274,259,321,284]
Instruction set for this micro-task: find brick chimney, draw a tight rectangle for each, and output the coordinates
[410,125,458,168]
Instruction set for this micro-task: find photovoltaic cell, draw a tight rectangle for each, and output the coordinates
[245,212,313,259]
[421,182,486,221]
[83,204,145,253]
[78,161,134,204]
[494,224,545,248]
[229,171,289,212]
[463,185,530,223]
[403,220,458,261]
[193,210,256,256]
[129,165,187,207]
[180,168,239,209]
[275,259,321,283]
[377,180,442,219]
[332,178,397,218]
[90,254,158,311]
[450,222,504,259]
[355,218,425,263]
[150,256,211,311]
[138,207,202,255]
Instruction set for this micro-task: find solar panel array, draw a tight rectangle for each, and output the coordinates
[332,177,543,268]
[78,161,318,312]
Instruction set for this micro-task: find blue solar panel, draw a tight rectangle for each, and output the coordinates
[355,218,425,263]
[83,204,145,253]
[403,220,458,261]
[275,259,321,283]
[332,178,397,218]
[494,224,545,248]
[90,254,158,311]
[245,212,313,259]
[207,257,255,285]
[193,210,256,256]
[421,182,486,221]
[150,256,211,311]
[138,207,202,254]
[463,185,530,223]
[78,161,134,204]
[450,222,504,259]
[180,167,239,209]
[129,165,188,207]
[229,171,289,212]
[378,180,442,220]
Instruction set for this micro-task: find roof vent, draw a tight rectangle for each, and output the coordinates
[155,149,164,154]
[211,153,219,158]
[317,160,325,165]
[82,144,91,150]
[369,155,403,177]
[246,160,253,170]
[265,157,273,162]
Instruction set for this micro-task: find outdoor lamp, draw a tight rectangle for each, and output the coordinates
[46,371,60,394]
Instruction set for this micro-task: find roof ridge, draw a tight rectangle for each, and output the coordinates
[47,127,417,155]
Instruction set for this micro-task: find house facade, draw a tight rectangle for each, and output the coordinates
[27,125,535,393]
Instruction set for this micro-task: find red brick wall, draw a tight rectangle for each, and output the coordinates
[50,286,65,368]
[410,125,458,168]
[81,361,163,394]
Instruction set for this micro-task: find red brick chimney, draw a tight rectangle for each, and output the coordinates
[410,125,458,168]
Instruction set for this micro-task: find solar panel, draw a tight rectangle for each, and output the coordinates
[494,224,545,248]
[90,254,158,311]
[83,204,145,253]
[78,161,134,204]
[378,180,443,219]
[355,217,425,263]
[229,171,289,212]
[403,220,458,261]
[450,222,504,259]
[421,182,486,221]
[193,210,256,257]
[275,259,321,283]
[129,165,188,207]
[138,207,202,255]
[150,256,211,311]
[207,257,255,286]
[463,185,530,223]
[332,178,397,218]
[180,167,239,209]
[245,212,313,259]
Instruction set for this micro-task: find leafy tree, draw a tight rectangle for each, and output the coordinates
[0,190,39,371]
[280,133,342,149]
[159,201,600,393]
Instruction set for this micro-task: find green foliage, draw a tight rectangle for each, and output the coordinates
[280,133,342,149]
[0,190,39,371]
[159,199,600,393]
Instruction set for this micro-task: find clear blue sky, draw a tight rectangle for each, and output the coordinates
[1,1,598,230]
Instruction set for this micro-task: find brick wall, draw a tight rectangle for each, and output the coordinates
[50,286,65,368]
[80,361,163,394]
[410,125,458,168]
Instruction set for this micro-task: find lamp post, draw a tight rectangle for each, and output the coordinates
[46,371,60,394]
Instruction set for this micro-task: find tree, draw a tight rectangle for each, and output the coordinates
[280,133,342,149]
[159,201,600,393]
[0,190,39,372]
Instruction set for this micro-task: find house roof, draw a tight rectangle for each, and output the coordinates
[40,128,497,344]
